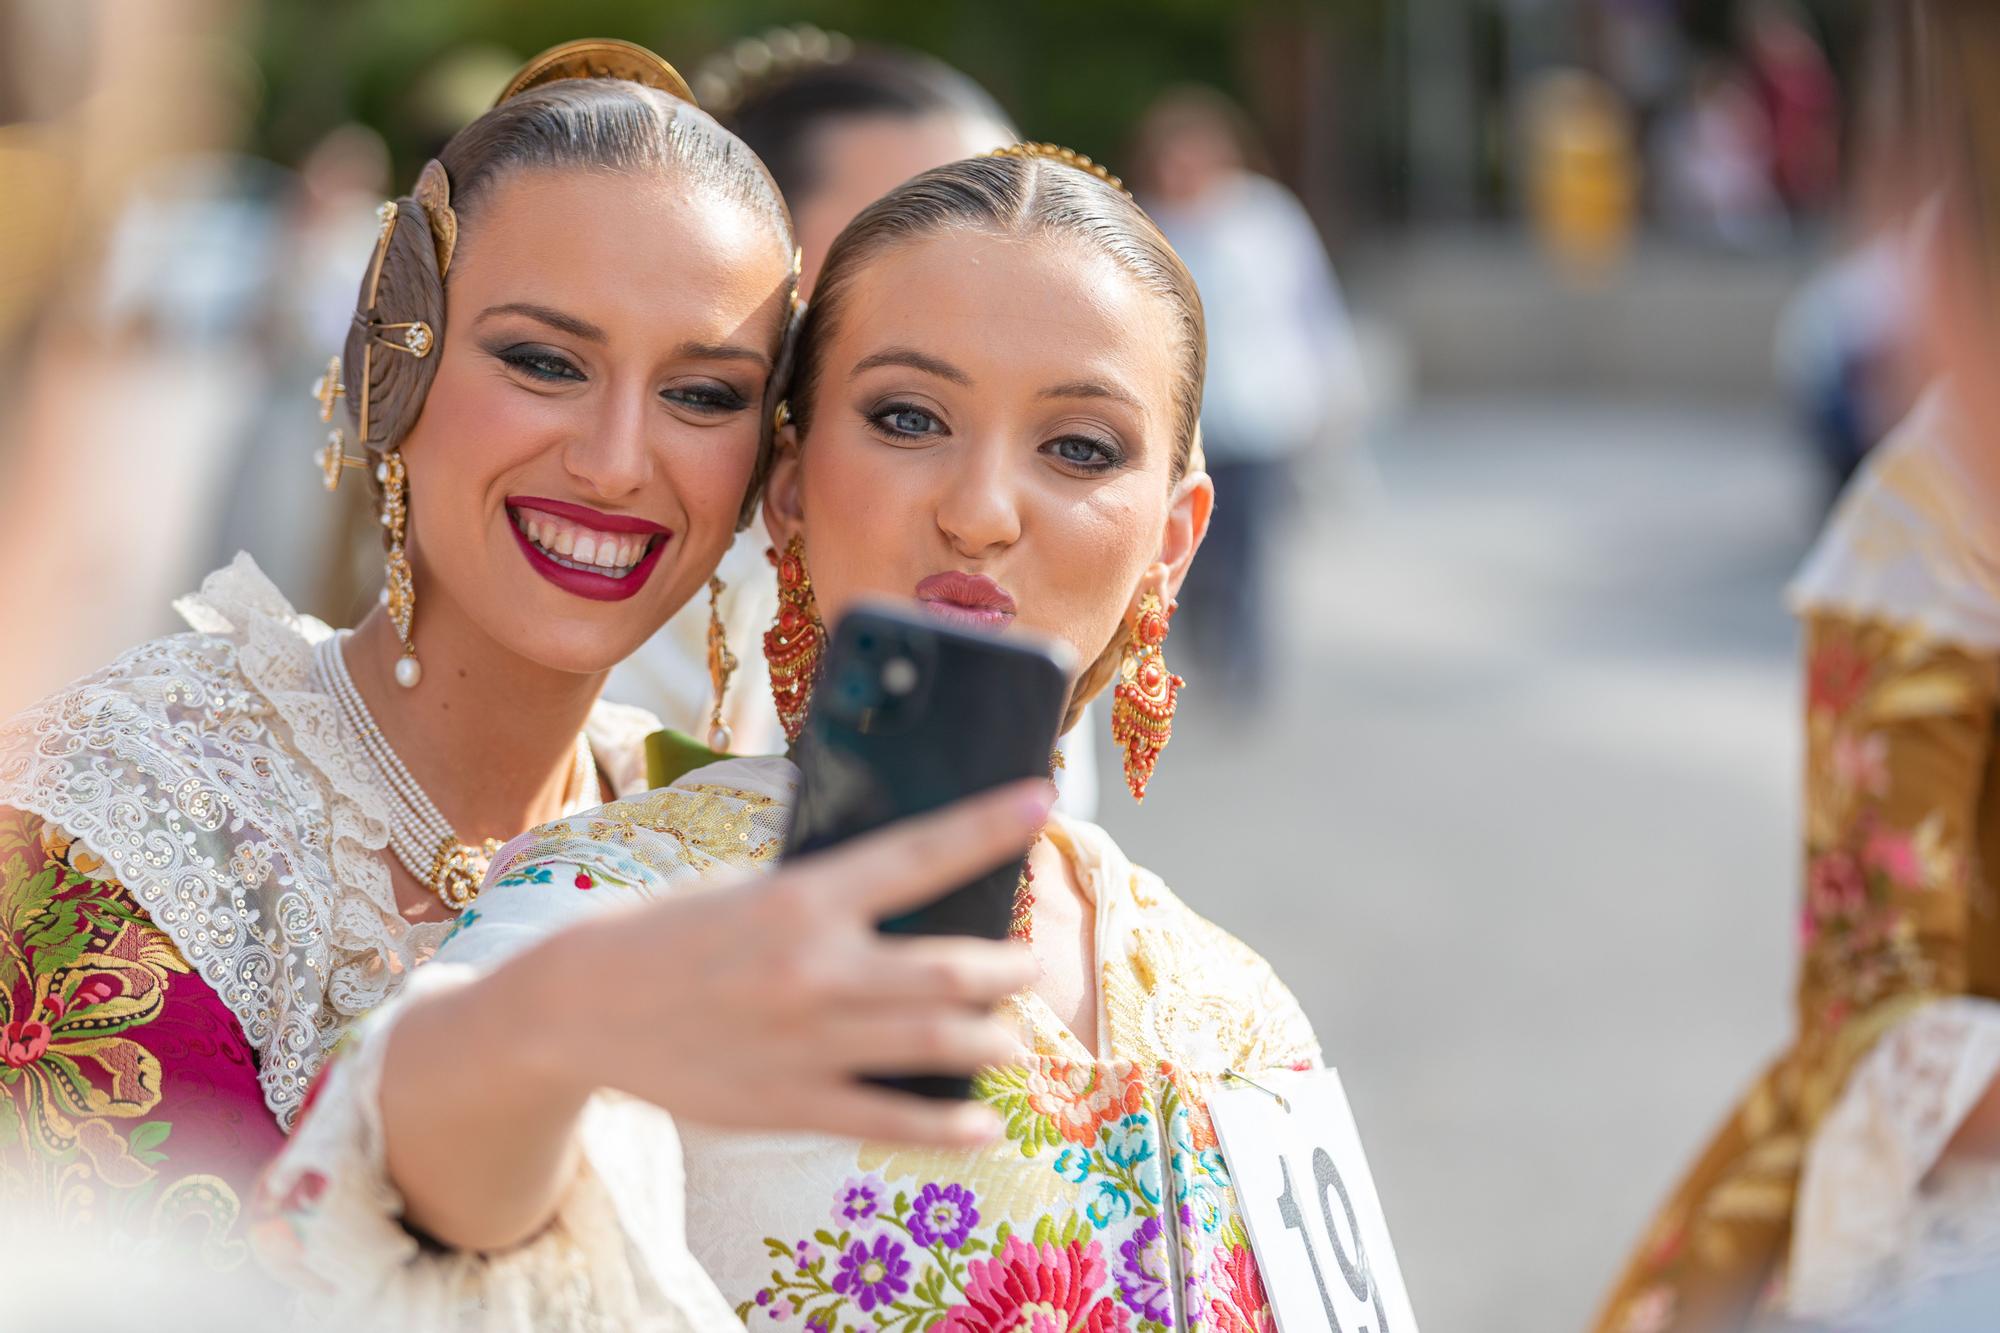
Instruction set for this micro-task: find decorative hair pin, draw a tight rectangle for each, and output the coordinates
[985,142,1128,196]
[310,355,366,490]
[496,37,697,107]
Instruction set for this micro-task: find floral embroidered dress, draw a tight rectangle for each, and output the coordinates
[1593,391,2000,1332]
[0,553,657,1272]
[257,756,1320,1332]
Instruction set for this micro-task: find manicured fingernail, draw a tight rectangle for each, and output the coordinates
[1017,782,1056,822]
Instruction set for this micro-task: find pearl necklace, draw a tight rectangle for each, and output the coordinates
[318,634,597,911]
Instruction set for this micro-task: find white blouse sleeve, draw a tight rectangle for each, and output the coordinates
[1788,996,2000,1321]
[251,851,738,1331]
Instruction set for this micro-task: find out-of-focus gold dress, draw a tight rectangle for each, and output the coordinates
[1595,392,2000,1331]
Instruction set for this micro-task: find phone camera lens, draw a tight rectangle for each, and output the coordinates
[881,657,919,696]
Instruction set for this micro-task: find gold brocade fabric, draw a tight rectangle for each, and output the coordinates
[1591,613,2000,1333]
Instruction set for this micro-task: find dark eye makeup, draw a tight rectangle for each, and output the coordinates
[489,341,751,416]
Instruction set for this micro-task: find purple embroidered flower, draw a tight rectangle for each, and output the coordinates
[832,1234,911,1312]
[793,1239,823,1271]
[834,1173,886,1226]
[906,1181,980,1249]
[1118,1215,1173,1322]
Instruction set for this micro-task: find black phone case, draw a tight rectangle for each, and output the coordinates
[785,603,1072,1099]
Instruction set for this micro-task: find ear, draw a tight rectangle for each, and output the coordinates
[759,422,805,545]
[1153,466,1214,607]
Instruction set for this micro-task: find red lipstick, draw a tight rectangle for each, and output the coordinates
[506,496,672,603]
[914,571,1017,632]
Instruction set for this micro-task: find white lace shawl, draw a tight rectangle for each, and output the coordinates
[0,553,658,1130]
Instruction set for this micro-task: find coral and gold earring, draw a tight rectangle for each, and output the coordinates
[705,575,738,751]
[1110,591,1182,802]
[764,534,826,745]
[378,450,421,687]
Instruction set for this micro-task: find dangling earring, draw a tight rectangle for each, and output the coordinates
[764,534,826,745]
[1110,591,1182,802]
[705,576,738,751]
[378,449,421,688]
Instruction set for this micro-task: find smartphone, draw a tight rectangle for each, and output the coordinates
[785,601,1073,1099]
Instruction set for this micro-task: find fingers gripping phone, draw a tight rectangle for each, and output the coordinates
[783,603,1073,1099]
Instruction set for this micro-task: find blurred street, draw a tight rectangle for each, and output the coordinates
[1097,395,1825,1333]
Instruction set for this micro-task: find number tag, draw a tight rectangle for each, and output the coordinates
[1209,1069,1419,1333]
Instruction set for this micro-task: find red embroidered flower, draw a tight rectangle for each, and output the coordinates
[939,1235,1130,1333]
[1209,1243,1276,1333]
[2,1020,51,1067]
[1807,639,1870,718]
[574,871,594,890]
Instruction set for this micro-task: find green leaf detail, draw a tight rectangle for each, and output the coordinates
[129,1120,172,1164]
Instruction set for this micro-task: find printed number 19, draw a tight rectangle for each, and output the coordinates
[1275,1148,1390,1333]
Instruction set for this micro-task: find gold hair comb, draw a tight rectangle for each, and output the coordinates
[985,142,1127,195]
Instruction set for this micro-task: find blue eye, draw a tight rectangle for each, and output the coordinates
[869,403,945,439]
[1046,435,1122,473]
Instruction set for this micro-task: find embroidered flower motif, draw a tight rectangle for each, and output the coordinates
[793,1239,821,1271]
[1053,1145,1094,1183]
[1117,1216,1172,1322]
[834,1173,886,1226]
[832,1234,911,1312]
[1807,638,1869,718]
[908,1181,980,1249]
[574,871,594,890]
[2,1020,50,1067]
[939,1234,1132,1333]
[1805,850,1867,926]
[1829,731,1890,799]
[1025,1061,1143,1147]
[1208,1242,1275,1333]
[1103,1113,1155,1169]
[1086,1179,1135,1228]
[1861,826,1924,891]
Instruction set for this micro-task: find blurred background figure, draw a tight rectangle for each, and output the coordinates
[1741,0,1840,222]
[1522,68,1642,278]
[1132,85,1367,711]
[1595,1,2000,1327]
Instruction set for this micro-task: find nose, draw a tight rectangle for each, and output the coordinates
[560,380,654,502]
[934,433,1023,559]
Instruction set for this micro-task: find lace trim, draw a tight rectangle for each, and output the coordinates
[1789,996,2000,1321]
[0,554,658,1131]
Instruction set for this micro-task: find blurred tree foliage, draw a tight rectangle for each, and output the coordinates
[246,0,1385,185]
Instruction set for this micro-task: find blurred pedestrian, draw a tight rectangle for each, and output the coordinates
[1743,0,1843,219]
[1132,86,1365,710]
[1594,3,2000,1327]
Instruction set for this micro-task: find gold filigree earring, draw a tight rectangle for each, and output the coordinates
[705,576,738,751]
[378,450,420,687]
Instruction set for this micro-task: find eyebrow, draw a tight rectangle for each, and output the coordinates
[475,302,607,342]
[476,305,769,370]
[852,347,972,385]
[1038,379,1143,410]
[676,340,772,371]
